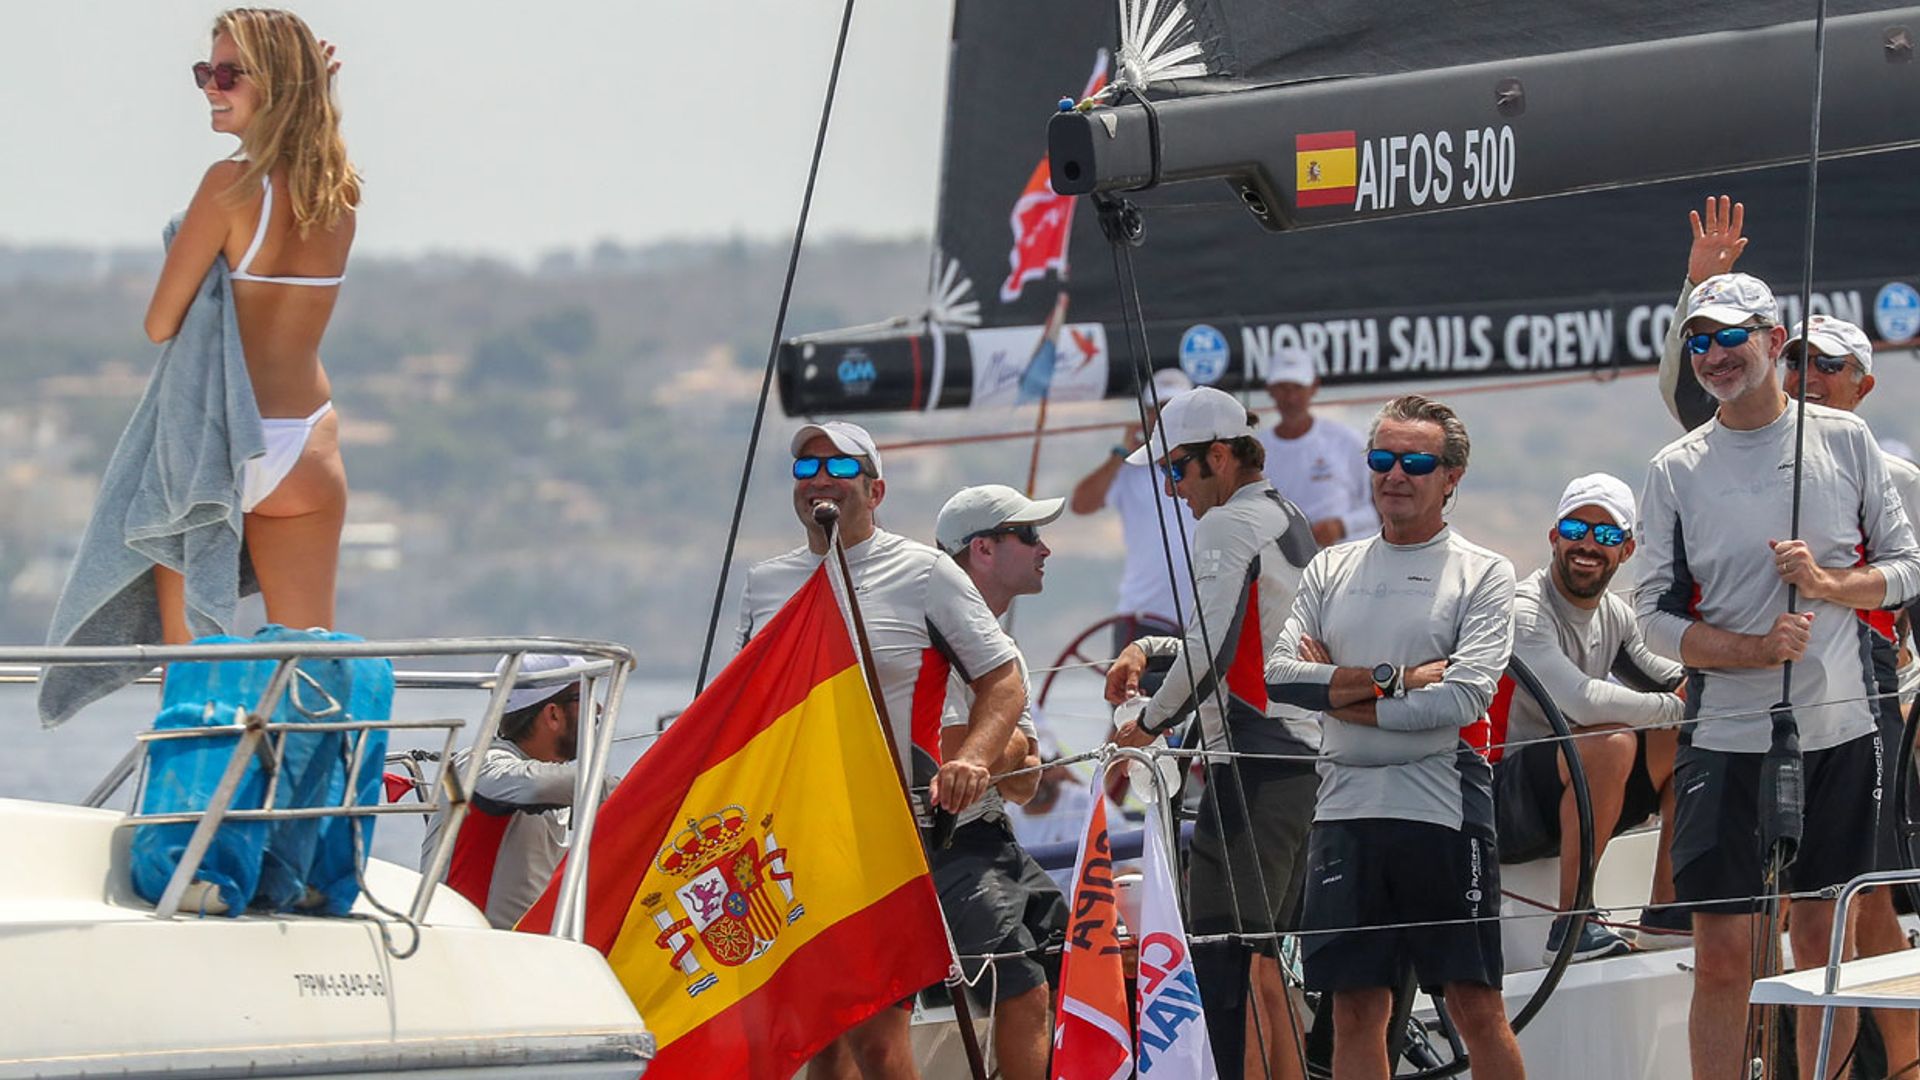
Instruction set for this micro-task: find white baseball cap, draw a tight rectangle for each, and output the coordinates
[790,421,882,479]
[1555,472,1637,535]
[496,653,588,714]
[1126,387,1257,466]
[935,484,1065,554]
[1150,367,1192,401]
[1263,346,1317,387]
[1793,314,1874,374]
[1684,273,1779,329]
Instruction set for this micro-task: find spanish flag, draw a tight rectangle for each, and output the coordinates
[1295,130,1358,208]
[519,566,948,1078]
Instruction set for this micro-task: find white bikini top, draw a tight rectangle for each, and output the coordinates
[229,176,346,287]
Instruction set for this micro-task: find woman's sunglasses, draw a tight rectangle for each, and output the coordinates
[1556,517,1629,547]
[791,455,868,480]
[1365,449,1441,476]
[1684,326,1763,355]
[192,61,248,91]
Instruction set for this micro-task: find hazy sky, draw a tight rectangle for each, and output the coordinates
[0,1,954,260]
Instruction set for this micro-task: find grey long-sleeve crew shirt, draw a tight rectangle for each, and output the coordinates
[1636,403,1920,752]
[1132,481,1320,758]
[1265,526,1516,833]
[1501,568,1683,750]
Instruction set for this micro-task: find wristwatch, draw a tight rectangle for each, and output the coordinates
[1110,444,1130,460]
[1371,663,1401,699]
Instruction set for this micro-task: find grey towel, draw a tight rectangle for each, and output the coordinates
[39,219,266,727]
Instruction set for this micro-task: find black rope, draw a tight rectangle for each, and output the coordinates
[1749,3,1832,1074]
[692,0,858,695]
[1100,198,1297,1080]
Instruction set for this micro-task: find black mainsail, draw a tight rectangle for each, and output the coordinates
[777,1,1920,415]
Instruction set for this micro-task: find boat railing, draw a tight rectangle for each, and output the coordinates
[1807,868,1920,1076]
[0,637,634,941]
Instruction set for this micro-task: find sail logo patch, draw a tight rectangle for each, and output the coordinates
[1295,131,1357,207]
[1875,282,1920,344]
[1178,324,1230,384]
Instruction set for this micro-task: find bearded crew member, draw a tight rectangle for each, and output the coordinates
[1491,473,1685,963]
[1266,394,1526,1080]
[1105,386,1320,1080]
[1636,272,1920,1080]
[734,421,1026,1080]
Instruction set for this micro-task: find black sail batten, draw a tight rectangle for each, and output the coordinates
[776,2,1920,417]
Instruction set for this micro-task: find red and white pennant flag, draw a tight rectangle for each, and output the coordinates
[1052,794,1132,1080]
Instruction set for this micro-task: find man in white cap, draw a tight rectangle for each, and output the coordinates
[1266,394,1524,1079]
[1257,346,1378,547]
[735,420,1026,1080]
[421,653,586,929]
[928,483,1069,1080]
[1070,367,1199,659]
[1104,385,1321,1080]
[1778,311,1920,1078]
[1489,473,1686,964]
[1637,270,1920,1080]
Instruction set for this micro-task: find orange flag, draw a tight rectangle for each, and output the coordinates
[519,566,948,1078]
[1052,792,1134,1080]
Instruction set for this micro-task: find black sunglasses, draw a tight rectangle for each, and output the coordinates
[1366,449,1441,476]
[193,61,248,92]
[966,523,1042,547]
[1556,517,1629,547]
[792,455,868,480]
[1782,348,1854,376]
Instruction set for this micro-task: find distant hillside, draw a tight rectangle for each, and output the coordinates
[3,234,1918,704]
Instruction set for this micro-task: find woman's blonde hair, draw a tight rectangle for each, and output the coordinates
[214,8,361,233]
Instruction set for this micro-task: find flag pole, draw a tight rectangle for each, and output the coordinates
[813,502,991,1080]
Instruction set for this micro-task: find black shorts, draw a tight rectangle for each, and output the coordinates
[1188,758,1317,953]
[1870,639,1914,871]
[1671,729,1883,915]
[928,816,1068,1004]
[1493,732,1663,864]
[1300,818,1503,993]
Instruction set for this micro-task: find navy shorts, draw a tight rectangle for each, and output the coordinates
[1493,732,1662,864]
[928,816,1068,1005]
[1671,729,1882,915]
[1188,758,1318,952]
[1300,818,1504,993]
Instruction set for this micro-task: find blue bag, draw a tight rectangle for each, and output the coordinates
[128,627,394,916]
[128,694,269,916]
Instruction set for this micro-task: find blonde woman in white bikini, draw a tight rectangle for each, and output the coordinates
[144,8,356,642]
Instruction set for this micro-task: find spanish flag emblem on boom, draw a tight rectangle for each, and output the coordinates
[519,566,949,1077]
[1295,130,1358,208]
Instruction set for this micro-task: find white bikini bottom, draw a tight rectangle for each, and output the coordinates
[241,402,333,513]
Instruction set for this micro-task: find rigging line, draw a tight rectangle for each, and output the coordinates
[690,0,860,696]
[1105,197,1302,1080]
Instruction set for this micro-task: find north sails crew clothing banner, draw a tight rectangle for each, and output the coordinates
[735,528,1019,778]
[1107,461,1198,629]
[1491,568,1684,861]
[1635,403,1920,753]
[1266,527,1518,833]
[1256,416,1379,541]
[422,738,573,929]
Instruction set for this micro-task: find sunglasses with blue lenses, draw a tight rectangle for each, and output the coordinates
[1161,453,1193,484]
[1555,517,1629,547]
[1684,326,1763,355]
[791,455,867,480]
[1365,449,1441,476]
